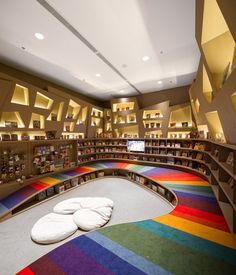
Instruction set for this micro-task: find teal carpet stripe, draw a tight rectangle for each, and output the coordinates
[87,231,172,275]
[135,220,236,266]
[128,164,145,172]
[0,203,8,214]
[164,184,213,193]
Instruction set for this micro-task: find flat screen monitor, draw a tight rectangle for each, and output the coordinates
[127,140,145,152]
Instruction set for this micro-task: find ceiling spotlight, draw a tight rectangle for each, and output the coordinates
[95,73,101,77]
[34,32,44,40]
[21,46,26,50]
[142,56,150,61]
[157,80,163,84]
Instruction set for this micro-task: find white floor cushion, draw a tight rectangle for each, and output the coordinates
[53,197,114,214]
[73,206,113,231]
[31,213,77,244]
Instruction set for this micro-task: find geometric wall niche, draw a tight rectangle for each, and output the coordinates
[201,0,235,90]
[169,105,193,128]
[47,102,64,121]
[0,112,25,128]
[195,99,200,113]
[203,64,213,103]
[66,100,81,120]
[34,92,53,110]
[11,84,29,106]
[231,91,236,112]
[205,110,226,142]
[77,106,87,125]
[29,113,45,129]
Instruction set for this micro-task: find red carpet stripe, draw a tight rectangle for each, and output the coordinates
[171,209,230,232]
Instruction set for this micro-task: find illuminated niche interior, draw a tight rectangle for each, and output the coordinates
[231,91,236,112]
[11,84,29,106]
[61,132,84,139]
[197,124,209,139]
[203,64,213,103]
[201,0,236,90]
[143,110,163,119]
[77,107,87,125]
[29,113,45,129]
[0,112,25,128]
[91,108,103,118]
[34,92,53,110]
[143,120,162,129]
[63,122,75,132]
[91,117,102,127]
[47,102,64,121]
[126,113,136,123]
[168,105,193,128]
[114,125,139,138]
[205,110,226,142]
[66,100,81,119]
[112,102,135,112]
[145,130,162,138]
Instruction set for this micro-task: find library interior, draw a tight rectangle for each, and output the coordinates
[0,1,236,274]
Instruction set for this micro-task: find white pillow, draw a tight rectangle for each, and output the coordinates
[73,206,113,231]
[31,213,77,244]
[53,197,114,214]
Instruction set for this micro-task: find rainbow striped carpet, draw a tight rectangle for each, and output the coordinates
[6,161,236,274]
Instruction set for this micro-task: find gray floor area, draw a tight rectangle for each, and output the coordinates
[0,177,173,275]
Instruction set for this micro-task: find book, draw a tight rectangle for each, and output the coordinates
[226,152,233,166]
[196,152,203,160]
[33,120,40,129]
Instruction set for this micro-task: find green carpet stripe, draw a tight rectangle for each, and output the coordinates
[98,223,236,275]
[135,220,236,266]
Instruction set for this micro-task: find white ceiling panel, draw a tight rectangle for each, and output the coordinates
[0,0,200,100]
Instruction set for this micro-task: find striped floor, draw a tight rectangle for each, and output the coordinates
[6,161,236,274]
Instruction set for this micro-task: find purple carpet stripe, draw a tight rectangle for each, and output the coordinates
[48,242,112,275]
[177,196,222,215]
[87,231,171,275]
[170,188,215,198]
[62,170,80,177]
[71,235,147,275]
[174,190,218,202]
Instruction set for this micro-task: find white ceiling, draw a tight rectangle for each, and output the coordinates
[0,0,200,101]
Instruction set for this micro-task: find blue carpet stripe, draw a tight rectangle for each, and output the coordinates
[170,188,215,198]
[135,220,236,266]
[87,231,171,275]
[72,235,147,275]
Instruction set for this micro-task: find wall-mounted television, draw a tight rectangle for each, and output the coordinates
[127,140,145,152]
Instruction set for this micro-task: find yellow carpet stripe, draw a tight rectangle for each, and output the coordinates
[39,177,61,184]
[153,214,236,250]
[157,180,209,186]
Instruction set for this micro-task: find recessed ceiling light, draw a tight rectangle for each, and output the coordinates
[95,73,101,77]
[122,64,128,68]
[157,80,163,84]
[120,90,125,93]
[34,32,44,40]
[160,51,163,54]
[21,46,26,50]
[142,56,150,61]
